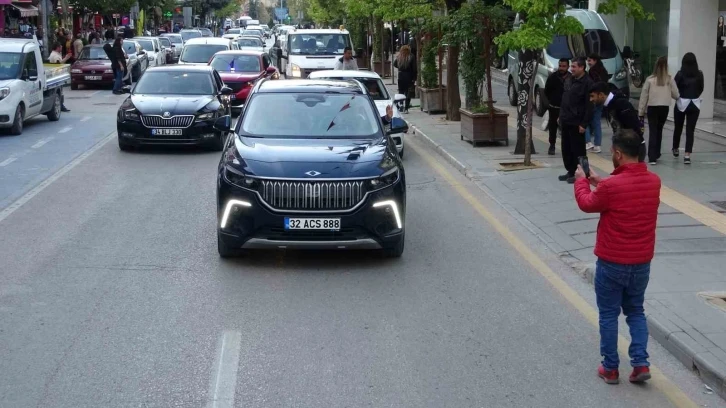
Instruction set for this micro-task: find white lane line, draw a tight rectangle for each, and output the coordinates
[31,137,54,149]
[0,131,115,224]
[0,157,17,167]
[88,91,101,97]
[58,126,72,134]
[80,116,91,122]
[207,330,242,408]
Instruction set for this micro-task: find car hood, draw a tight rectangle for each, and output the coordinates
[232,136,393,179]
[130,94,215,115]
[240,46,264,52]
[73,59,111,69]
[218,72,262,82]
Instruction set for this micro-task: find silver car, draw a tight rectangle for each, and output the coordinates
[160,33,183,62]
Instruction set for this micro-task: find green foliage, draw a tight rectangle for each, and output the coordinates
[76,0,137,14]
[420,29,439,88]
[597,0,654,20]
[216,0,243,19]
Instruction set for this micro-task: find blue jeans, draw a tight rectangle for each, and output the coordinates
[585,105,603,146]
[113,68,123,92]
[595,258,651,370]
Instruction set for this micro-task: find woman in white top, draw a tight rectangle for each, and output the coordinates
[673,53,704,164]
[638,56,679,165]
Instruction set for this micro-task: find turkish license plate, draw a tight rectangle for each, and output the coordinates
[284,218,340,231]
[151,128,183,136]
[85,75,102,80]
[230,95,236,100]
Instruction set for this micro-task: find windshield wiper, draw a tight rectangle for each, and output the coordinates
[326,96,355,132]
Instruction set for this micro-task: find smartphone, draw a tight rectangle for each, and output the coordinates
[578,156,590,178]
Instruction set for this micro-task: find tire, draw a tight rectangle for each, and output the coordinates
[118,137,133,151]
[534,87,547,117]
[10,104,24,135]
[398,146,404,158]
[218,232,244,258]
[508,78,517,106]
[70,82,78,90]
[46,92,62,121]
[383,233,405,258]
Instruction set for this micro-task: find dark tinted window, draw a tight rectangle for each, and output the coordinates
[180,30,202,42]
[210,54,261,72]
[133,71,214,95]
[289,34,350,55]
[158,37,171,47]
[238,38,263,47]
[0,52,22,80]
[181,44,229,63]
[136,39,154,51]
[546,30,618,60]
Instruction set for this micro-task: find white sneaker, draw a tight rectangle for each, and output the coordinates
[592,146,602,153]
[586,142,594,150]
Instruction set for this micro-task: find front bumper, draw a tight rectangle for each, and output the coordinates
[217,174,406,250]
[117,117,219,146]
[72,73,115,86]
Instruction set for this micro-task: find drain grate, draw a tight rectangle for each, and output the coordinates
[711,201,726,211]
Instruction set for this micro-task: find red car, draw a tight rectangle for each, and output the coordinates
[70,45,130,90]
[208,50,278,112]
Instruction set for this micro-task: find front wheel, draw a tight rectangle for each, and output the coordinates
[507,79,517,106]
[46,92,62,121]
[10,104,24,135]
[534,87,547,117]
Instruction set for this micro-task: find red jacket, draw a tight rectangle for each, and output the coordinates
[574,162,661,265]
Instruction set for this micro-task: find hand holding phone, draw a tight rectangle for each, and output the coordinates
[578,156,590,178]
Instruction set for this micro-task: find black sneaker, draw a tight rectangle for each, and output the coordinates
[61,107,70,112]
[567,176,576,184]
[672,148,679,158]
[684,156,691,164]
[548,145,555,155]
[558,173,572,181]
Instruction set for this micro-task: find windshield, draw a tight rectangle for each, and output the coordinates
[243,30,262,37]
[79,47,109,60]
[317,77,389,100]
[122,42,136,54]
[210,54,260,72]
[136,40,155,52]
[546,30,618,60]
[238,38,263,48]
[164,35,183,44]
[158,38,171,47]
[227,28,241,34]
[289,34,350,55]
[0,52,22,80]
[133,71,214,95]
[180,30,202,42]
[181,44,229,63]
[241,94,379,137]
[200,28,213,37]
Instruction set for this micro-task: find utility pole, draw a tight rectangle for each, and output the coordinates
[41,0,49,59]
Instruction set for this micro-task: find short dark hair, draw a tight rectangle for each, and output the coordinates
[589,81,610,95]
[573,57,587,68]
[588,53,601,62]
[558,58,569,65]
[612,128,642,158]
[344,46,352,52]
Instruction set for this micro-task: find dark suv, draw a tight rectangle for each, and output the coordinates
[213,79,408,258]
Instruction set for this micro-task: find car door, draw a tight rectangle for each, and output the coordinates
[153,39,164,65]
[22,51,42,117]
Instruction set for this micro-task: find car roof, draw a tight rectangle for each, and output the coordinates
[257,79,365,94]
[239,35,263,40]
[308,70,382,79]
[145,65,214,73]
[213,50,264,56]
[287,29,349,35]
[183,37,231,45]
[161,33,181,37]
[180,28,202,32]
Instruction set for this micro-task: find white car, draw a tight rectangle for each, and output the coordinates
[160,33,183,61]
[179,37,238,65]
[134,37,165,67]
[308,70,407,157]
[236,36,265,52]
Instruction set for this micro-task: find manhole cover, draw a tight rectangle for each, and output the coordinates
[711,201,726,210]
[699,292,726,311]
[94,103,117,106]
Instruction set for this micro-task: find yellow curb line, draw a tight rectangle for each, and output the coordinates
[410,138,699,408]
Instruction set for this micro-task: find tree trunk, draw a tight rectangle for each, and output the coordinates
[524,60,539,166]
[446,44,461,121]
[514,49,537,155]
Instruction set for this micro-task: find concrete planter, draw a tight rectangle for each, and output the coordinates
[418,86,446,114]
[459,107,510,146]
[373,61,391,77]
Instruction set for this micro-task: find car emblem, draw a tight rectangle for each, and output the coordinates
[162,112,171,118]
[91,70,95,74]
[305,171,321,177]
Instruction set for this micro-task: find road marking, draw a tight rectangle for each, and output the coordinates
[88,91,101,97]
[0,157,17,167]
[516,118,726,236]
[410,140,699,408]
[58,126,72,134]
[31,137,54,149]
[207,330,242,408]
[80,116,91,122]
[0,131,115,224]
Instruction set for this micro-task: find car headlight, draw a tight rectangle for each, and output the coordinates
[291,63,301,78]
[0,87,10,101]
[71,69,82,73]
[122,110,140,121]
[224,165,260,190]
[615,67,627,80]
[197,112,215,120]
[366,167,399,191]
[104,69,113,74]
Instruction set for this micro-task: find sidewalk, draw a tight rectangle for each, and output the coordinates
[387,79,726,398]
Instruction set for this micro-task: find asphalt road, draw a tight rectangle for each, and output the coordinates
[0,68,723,408]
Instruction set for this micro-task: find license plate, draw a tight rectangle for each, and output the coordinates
[284,218,340,231]
[85,75,102,80]
[151,128,183,136]
[230,95,236,100]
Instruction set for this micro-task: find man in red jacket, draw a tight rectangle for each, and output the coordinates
[574,128,661,385]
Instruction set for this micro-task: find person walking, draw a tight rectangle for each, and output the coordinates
[544,58,572,155]
[106,36,126,94]
[334,47,358,70]
[589,81,646,162]
[558,57,593,184]
[574,128,661,385]
[673,53,704,164]
[393,45,416,113]
[585,53,608,153]
[638,56,679,165]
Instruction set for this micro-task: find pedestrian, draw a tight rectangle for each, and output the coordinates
[673,52,704,165]
[393,45,416,113]
[544,58,572,155]
[105,25,115,41]
[334,47,358,71]
[558,57,593,184]
[638,56,679,165]
[589,81,646,162]
[107,36,126,94]
[47,44,72,112]
[73,33,84,59]
[573,127,661,385]
[585,53,608,153]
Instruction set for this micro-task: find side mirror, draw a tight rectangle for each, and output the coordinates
[393,93,406,102]
[220,86,233,95]
[621,46,632,59]
[265,66,276,74]
[263,44,266,48]
[139,50,146,55]
[213,115,232,132]
[387,117,408,135]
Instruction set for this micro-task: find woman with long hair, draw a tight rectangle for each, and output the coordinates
[673,52,704,164]
[638,56,679,164]
[111,36,126,94]
[393,45,416,113]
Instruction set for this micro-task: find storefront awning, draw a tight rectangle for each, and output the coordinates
[0,0,12,5]
[11,3,38,17]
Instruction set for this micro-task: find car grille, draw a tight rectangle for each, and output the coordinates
[258,179,367,211]
[258,226,361,241]
[141,115,195,128]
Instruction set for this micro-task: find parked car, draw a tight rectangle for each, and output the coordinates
[197,27,214,37]
[160,33,183,62]
[119,40,150,81]
[134,37,166,67]
[179,37,238,65]
[208,50,278,112]
[157,36,174,64]
[70,44,133,90]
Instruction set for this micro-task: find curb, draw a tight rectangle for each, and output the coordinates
[409,121,726,398]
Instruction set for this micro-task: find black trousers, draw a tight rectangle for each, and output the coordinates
[561,124,587,175]
[673,102,700,154]
[646,106,669,162]
[397,72,414,110]
[548,107,560,146]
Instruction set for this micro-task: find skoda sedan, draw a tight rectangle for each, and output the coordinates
[213,79,409,258]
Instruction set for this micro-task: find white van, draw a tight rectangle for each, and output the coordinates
[278,28,353,78]
[179,37,237,65]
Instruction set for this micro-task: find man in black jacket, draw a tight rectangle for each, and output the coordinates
[544,58,572,155]
[558,57,593,183]
[589,81,647,162]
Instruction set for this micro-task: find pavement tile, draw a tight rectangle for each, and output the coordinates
[565,247,597,263]
[655,225,726,241]
[557,219,599,236]
[538,225,586,252]
[706,333,726,348]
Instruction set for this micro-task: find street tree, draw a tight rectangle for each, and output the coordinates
[494,0,653,164]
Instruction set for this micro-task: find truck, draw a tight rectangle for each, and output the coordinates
[276,28,355,78]
[0,39,71,135]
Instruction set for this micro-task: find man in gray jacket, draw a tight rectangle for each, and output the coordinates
[335,47,358,70]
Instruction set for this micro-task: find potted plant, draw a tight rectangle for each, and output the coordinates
[446,3,508,146]
[417,26,445,114]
